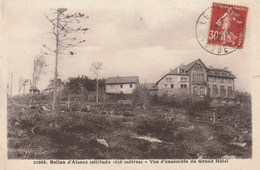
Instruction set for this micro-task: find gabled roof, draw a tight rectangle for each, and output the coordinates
[43,83,65,91]
[183,58,206,71]
[106,76,139,84]
[29,86,40,92]
[167,58,206,75]
[207,68,236,78]
[156,58,236,85]
[167,67,179,74]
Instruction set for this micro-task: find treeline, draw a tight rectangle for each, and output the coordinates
[63,75,106,93]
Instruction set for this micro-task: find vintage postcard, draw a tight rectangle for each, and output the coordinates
[1,0,260,170]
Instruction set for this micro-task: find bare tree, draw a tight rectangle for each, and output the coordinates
[18,78,24,94]
[31,55,47,88]
[43,8,89,111]
[18,78,30,95]
[91,62,103,103]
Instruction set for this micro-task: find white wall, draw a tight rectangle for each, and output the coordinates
[157,74,189,96]
[105,83,137,94]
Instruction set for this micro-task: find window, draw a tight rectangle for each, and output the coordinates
[200,86,205,95]
[130,84,133,88]
[181,84,187,88]
[164,84,167,88]
[120,85,123,88]
[228,86,233,98]
[226,79,231,84]
[193,86,198,95]
[180,77,188,82]
[213,85,218,97]
[212,77,216,82]
[171,84,174,88]
[179,69,185,73]
[220,78,224,83]
[192,64,204,83]
[220,86,226,98]
[166,78,172,82]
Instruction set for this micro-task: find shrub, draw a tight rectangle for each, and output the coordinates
[134,115,179,142]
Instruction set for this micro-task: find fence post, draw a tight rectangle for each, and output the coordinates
[212,111,216,123]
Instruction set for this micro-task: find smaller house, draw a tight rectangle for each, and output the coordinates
[105,76,139,94]
[42,83,65,95]
[29,86,40,94]
[142,83,158,95]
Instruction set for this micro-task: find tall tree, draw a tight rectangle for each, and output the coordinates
[43,8,89,111]
[18,78,30,95]
[31,55,47,88]
[90,62,103,103]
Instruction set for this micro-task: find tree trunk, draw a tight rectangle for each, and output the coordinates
[96,72,99,103]
[52,10,60,111]
[67,92,71,110]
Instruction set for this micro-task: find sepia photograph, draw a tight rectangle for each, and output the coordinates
[2,0,256,164]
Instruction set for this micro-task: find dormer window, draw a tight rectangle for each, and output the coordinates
[178,67,185,74]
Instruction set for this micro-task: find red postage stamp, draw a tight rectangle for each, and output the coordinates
[207,3,248,48]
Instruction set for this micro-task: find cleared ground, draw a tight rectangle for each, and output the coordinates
[7,97,252,159]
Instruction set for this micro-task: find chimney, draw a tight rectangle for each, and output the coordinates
[224,67,228,70]
[209,65,213,69]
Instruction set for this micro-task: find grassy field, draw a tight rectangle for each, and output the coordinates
[7,96,252,159]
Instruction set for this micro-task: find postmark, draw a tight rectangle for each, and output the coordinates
[195,3,248,55]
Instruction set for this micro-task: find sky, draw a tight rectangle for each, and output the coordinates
[2,0,253,95]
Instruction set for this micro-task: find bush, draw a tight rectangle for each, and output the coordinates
[151,94,191,108]
[134,115,179,142]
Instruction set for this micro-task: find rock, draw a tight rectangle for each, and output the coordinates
[97,139,109,147]
[54,122,61,128]
[132,136,162,143]
[207,136,213,140]
[238,135,245,142]
[81,105,91,112]
[178,125,194,132]
[18,130,24,137]
[242,130,248,134]
[42,106,50,111]
[86,105,91,112]
[15,122,21,126]
[230,142,247,147]
[109,110,114,115]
